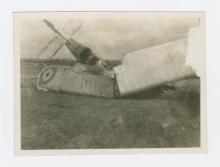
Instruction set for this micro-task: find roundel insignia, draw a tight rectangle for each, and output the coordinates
[39,66,57,84]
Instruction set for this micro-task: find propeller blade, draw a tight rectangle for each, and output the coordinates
[43,19,57,33]
[43,19,68,41]
[70,24,82,38]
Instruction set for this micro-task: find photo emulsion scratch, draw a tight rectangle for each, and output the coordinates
[14,12,206,154]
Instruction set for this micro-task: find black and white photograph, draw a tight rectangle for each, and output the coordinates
[14,12,206,154]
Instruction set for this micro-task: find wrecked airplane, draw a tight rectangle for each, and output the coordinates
[36,19,197,98]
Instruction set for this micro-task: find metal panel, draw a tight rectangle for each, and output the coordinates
[114,38,196,96]
[60,70,114,98]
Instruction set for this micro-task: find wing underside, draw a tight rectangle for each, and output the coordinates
[114,38,197,96]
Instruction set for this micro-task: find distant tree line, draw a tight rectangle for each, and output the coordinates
[21,58,76,66]
[21,58,122,67]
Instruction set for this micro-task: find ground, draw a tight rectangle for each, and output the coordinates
[20,63,200,149]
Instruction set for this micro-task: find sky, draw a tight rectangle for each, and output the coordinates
[20,17,199,60]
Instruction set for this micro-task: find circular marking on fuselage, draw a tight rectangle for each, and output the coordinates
[39,66,57,84]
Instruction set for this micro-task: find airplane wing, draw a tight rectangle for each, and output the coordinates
[114,38,197,96]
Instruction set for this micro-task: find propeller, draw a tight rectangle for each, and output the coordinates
[36,20,82,59]
[43,19,68,41]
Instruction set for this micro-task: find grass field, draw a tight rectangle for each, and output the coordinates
[20,63,200,149]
